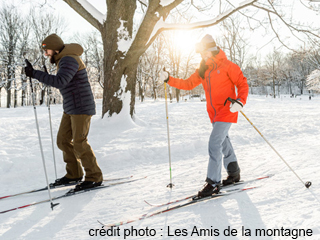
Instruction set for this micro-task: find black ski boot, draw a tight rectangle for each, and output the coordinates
[222,173,240,186]
[197,182,220,198]
[74,181,102,192]
[50,176,82,187]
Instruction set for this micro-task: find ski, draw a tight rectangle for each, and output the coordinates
[0,175,133,200]
[144,174,273,207]
[98,186,257,228]
[0,176,145,215]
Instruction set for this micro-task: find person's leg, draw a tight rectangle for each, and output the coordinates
[57,113,84,180]
[222,135,240,177]
[206,122,232,184]
[71,114,103,183]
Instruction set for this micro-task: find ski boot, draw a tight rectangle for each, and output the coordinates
[196,182,220,199]
[50,176,82,187]
[73,181,102,192]
[222,173,240,186]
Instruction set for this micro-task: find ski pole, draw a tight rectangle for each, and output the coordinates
[27,60,59,210]
[164,82,174,188]
[225,97,312,189]
[43,65,57,180]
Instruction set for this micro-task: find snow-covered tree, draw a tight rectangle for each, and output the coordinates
[265,49,283,98]
[0,4,25,108]
[307,69,320,92]
[57,1,320,118]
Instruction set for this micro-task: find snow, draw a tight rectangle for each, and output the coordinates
[117,20,133,55]
[77,0,106,24]
[1,94,320,239]
[160,0,175,7]
[147,16,166,45]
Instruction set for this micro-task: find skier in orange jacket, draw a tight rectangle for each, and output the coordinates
[161,34,249,198]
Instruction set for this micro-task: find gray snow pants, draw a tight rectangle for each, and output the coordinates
[206,122,240,185]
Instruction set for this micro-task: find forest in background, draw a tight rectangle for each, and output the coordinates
[1,2,320,109]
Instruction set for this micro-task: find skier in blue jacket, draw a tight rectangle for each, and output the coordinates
[25,34,103,191]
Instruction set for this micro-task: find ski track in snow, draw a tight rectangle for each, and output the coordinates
[0,95,320,240]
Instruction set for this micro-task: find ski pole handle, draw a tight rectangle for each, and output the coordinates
[224,97,242,106]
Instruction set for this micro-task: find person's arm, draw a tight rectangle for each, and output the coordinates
[228,63,249,106]
[167,70,202,90]
[33,56,79,89]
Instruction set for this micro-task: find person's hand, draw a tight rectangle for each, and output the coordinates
[25,59,34,78]
[230,99,243,113]
[160,67,170,83]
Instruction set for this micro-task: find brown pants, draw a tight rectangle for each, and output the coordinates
[57,113,103,182]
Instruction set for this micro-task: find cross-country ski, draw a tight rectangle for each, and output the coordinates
[0,176,146,215]
[99,186,258,228]
[0,175,133,200]
[144,175,272,207]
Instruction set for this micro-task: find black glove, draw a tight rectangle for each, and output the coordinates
[161,67,170,83]
[24,59,34,78]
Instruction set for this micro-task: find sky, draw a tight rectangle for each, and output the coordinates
[2,0,105,39]
[34,0,104,38]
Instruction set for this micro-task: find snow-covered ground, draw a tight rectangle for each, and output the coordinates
[0,94,320,240]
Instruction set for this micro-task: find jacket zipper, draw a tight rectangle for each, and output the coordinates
[207,68,217,122]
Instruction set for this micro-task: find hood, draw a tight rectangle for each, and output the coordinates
[206,49,227,69]
[54,43,83,63]
[54,43,85,71]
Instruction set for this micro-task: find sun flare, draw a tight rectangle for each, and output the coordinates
[171,30,200,53]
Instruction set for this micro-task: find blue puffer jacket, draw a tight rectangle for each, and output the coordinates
[33,44,96,115]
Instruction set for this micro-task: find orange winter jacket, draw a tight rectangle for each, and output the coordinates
[167,49,249,123]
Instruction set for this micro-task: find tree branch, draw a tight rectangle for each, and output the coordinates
[137,0,147,8]
[163,0,259,31]
[63,0,104,32]
[146,0,258,50]
[253,1,320,39]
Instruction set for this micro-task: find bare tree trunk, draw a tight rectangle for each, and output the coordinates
[153,85,157,100]
[6,82,11,108]
[14,79,17,107]
[273,62,276,98]
[100,0,135,117]
[6,57,13,108]
[176,88,180,103]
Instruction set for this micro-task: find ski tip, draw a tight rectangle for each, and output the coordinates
[97,220,104,226]
[144,200,152,206]
[241,186,258,191]
[0,196,10,200]
[257,175,273,180]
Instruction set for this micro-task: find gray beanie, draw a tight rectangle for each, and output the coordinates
[195,34,218,53]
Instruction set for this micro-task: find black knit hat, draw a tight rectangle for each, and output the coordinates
[42,34,64,51]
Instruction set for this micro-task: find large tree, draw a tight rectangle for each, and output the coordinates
[62,0,320,118]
